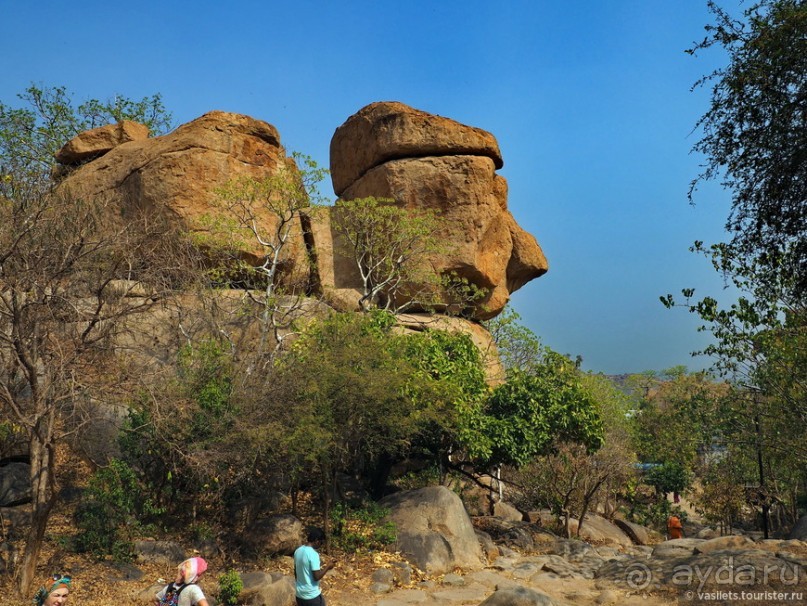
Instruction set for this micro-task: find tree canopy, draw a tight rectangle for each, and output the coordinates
[0,85,171,193]
[688,0,806,299]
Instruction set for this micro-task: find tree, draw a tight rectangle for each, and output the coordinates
[664,3,806,532]
[511,438,634,539]
[485,350,604,469]
[207,153,328,356]
[484,307,545,374]
[667,0,806,434]
[266,311,425,526]
[0,85,179,594]
[0,84,172,192]
[400,327,490,482]
[332,197,443,312]
[0,186,189,594]
[688,0,806,298]
[630,369,726,473]
[118,338,242,528]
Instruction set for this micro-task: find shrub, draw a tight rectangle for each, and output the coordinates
[74,459,163,560]
[218,569,243,606]
[330,502,396,551]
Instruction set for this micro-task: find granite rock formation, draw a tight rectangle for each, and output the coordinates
[54,104,546,324]
[55,110,308,274]
[327,101,548,319]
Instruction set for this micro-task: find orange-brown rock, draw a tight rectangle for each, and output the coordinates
[56,111,309,276]
[57,105,546,323]
[330,101,503,196]
[55,120,150,165]
[327,102,548,320]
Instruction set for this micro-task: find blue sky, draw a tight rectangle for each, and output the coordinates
[1,0,743,375]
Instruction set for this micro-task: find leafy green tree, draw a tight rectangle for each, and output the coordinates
[484,307,545,374]
[0,84,171,191]
[266,312,424,524]
[401,327,490,480]
[630,369,726,473]
[645,461,690,497]
[119,339,240,523]
[74,459,163,561]
[696,450,753,535]
[665,1,805,498]
[485,350,604,468]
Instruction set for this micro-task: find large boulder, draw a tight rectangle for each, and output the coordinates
[329,101,502,197]
[380,485,484,574]
[326,102,548,320]
[56,111,309,279]
[612,518,655,546]
[0,462,31,507]
[788,514,807,541]
[566,515,633,548]
[242,514,304,557]
[55,107,547,324]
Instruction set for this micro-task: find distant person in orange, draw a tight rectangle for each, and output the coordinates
[667,515,684,539]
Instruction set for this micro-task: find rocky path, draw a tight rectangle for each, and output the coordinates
[333,534,807,606]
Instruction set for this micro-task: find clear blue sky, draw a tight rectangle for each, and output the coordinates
[1,0,743,375]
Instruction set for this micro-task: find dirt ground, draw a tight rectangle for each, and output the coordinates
[0,515,682,606]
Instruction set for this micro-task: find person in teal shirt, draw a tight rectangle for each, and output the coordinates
[294,528,335,606]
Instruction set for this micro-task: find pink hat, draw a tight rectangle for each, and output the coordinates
[179,557,208,584]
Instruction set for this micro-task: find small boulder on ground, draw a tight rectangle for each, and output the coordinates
[240,571,295,606]
[478,585,556,606]
[494,501,524,523]
[134,539,185,565]
[242,514,303,556]
[612,518,653,546]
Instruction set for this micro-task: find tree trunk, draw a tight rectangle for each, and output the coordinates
[18,434,56,596]
[577,480,606,537]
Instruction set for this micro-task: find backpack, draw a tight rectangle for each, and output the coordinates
[159,582,189,606]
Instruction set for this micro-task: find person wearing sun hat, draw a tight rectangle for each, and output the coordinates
[33,574,71,606]
[154,557,210,606]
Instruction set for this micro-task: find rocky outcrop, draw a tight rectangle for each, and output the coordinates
[571,515,634,548]
[327,102,548,319]
[329,101,503,196]
[241,514,304,557]
[240,571,296,606]
[55,111,308,274]
[51,105,546,349]
[613,518,655,546]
